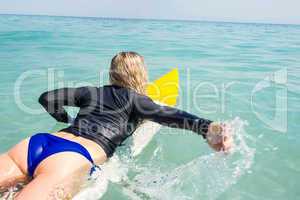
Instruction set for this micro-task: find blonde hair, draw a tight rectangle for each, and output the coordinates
[109,52,148,95]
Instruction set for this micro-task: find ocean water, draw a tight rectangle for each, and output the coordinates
[0,14,299,199]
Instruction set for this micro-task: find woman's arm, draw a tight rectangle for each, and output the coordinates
[38,87,92,123]
[132,92,233,151]
[132,92,213,138]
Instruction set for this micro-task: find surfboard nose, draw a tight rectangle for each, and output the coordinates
[146,68,179,106]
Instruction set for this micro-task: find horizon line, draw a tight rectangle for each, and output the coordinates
[1,13,300,26]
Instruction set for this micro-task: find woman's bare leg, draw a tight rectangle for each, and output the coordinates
[15,152,95,200]
[0,139,29,192]
[0,154,27,191]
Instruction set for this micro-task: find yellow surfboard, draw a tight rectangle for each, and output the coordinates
[130,68,179,157]
[146,68,179,106]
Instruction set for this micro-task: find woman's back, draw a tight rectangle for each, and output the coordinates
[39,85,140,157]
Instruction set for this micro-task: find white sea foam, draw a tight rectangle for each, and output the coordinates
[73,117,255,200]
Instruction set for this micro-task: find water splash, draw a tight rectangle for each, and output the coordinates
[72,167,108,200]
[0,183,25,200]
[74,117,255,200]
[118,117,255,200]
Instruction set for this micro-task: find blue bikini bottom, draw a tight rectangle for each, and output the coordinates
[27,133,98,177]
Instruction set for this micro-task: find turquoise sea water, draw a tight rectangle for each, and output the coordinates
[0,14,299,199]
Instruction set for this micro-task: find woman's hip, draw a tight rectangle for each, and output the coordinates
[8,132,107,178]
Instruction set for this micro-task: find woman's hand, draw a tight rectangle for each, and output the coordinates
[206,122,233,152]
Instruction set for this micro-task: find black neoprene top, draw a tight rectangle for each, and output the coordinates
[39,85,212,157]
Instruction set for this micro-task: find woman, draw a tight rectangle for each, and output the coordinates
[0,52,232,199]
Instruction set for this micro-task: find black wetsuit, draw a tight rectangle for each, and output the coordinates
[39,85,212,157]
